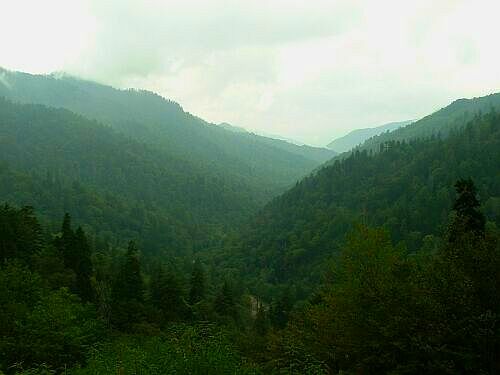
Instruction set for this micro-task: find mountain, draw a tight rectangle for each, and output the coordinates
[0,68,335,200]
[350,93,500,155]
[0,97,268,254]
[220,111,500,297]
[217,122,248,133]
[327,120,413,153]
[255,131,305,146]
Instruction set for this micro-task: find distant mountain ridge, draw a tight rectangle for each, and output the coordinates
[352,93,500,154]
[327,120,413,153]
[217,122,248,133]
[0,67,335,201]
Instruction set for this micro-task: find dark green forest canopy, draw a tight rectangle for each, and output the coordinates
[223,111,500,296]
[0,97,268,254]
[0,68,499,374]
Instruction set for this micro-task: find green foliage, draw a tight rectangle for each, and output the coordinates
[230,111,500,296]
[150,265,188,323]
[110,241,145,331]
[214,281,238,320]
[352,92,500,155]
[53,214,93,301]
[448,178,486,241]
[70,325,260,374]
[271,190,500,374]
[0,204,42,263]
[16,288,103,371]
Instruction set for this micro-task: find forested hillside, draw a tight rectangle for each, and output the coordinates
[0,68,335,197]
[225,111,500,297]
[2,178,498,374]
[0,97,266,254]
[350,93,500,154]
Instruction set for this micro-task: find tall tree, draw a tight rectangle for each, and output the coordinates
[151,265,185,322]
[73,227,93,302]
[448,178,486,241]
[110,241,144,330]
[214,281,236,319]
[54,214,93,301]
[55,213,75,270]
[0,205,42,263]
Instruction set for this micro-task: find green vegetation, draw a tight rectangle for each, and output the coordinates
[0,70,499,373]
[0,68,335,199]
[0,97,265,255]
[349,92,500,155]
[0,206,258,373]
[265,181,499,374]
[226,111,500,297]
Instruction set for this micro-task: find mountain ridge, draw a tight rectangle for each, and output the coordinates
[327,120,414,153]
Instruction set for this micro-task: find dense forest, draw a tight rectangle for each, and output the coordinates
[220,111,500,298]
[0,68,335,199]
[0,97,264,255]
[356,93,500,152]
[0,69,499,374]
[1,178,498,374]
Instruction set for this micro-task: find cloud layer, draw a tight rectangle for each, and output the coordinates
[1,0,500,145]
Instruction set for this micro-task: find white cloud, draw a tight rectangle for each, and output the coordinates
[1,0,500,145]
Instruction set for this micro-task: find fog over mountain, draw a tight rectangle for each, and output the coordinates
[2,0,500,144]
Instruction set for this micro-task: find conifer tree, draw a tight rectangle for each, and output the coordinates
[57,213,75,270]
[214,281,236,318]
[73,226,93,302]
[110,241,144,330]
[151,265,185,322]
[448,178,486,241]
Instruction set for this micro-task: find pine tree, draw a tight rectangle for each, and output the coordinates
[214,281,236,318]
[110,241,144,330]
[73,227,93,302]
[448,178,486,242]
[151,266,185,322]
[54,214,93,301]
[57,213,75,270]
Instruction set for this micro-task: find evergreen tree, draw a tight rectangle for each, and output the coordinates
[53,214,93,301]
[151,266,185,322]
[0,204,42,263]
[73,226,94,302]
[110,241,144,330]
[214,281,236,319]
[56,213,75,270]
[449,178,486,241]
[189,261,205,305]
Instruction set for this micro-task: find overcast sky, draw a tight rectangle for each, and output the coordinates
[1,0,500,145]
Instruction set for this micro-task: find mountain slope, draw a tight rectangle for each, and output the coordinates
[222,112,500,297]
[0,68,335,198]
[0,97,268,254]
[327,120,413,153]
[352,93,500,154]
